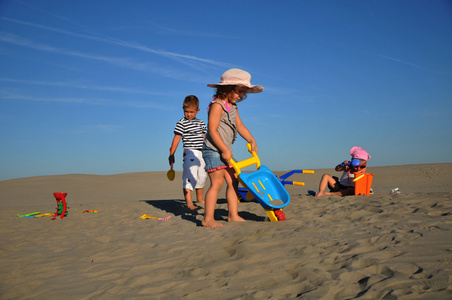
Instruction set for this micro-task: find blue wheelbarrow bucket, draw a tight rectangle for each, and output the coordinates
[237,165,290,210]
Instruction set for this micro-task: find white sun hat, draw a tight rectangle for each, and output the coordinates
[207,68,263,93]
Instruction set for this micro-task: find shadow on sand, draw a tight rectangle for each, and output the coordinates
[140,198,266,226]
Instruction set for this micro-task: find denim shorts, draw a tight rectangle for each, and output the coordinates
[202,144,229,173]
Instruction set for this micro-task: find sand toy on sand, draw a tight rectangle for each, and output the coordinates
[17,212,40,217]
[140,214,171,221]
[238,169,314,201]
[230,144,294,222]
[52,192,68,220]
[353,172,374,195]
[278,169,315,187]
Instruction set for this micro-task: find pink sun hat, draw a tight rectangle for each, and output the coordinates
[207,68,263,93]
[350,146,371,161]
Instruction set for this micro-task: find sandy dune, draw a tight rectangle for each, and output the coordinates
[1,164,451,299]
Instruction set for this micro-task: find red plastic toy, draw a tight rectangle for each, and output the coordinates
[52,192,68,220]
[274,209,286,221]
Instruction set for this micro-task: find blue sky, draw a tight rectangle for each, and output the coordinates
[1,0,451,181]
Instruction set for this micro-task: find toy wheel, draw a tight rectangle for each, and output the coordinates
[274,209,286,221]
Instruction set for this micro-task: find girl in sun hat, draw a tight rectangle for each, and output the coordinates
[207,68,263,94]
[315,146,371,197]
[202,68,263,228]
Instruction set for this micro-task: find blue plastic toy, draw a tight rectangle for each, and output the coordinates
[231,144,314,221]
[238,169,315,201]
[278,169,315,186]
[341,159,361,167]
[237,165,290,211]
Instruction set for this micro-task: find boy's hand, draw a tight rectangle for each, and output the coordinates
[168,154,175,165]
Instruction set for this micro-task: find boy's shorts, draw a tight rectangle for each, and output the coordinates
[202,144,229,173]
[183,149,207,191]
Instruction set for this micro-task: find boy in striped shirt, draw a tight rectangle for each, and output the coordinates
[169,95,207,210]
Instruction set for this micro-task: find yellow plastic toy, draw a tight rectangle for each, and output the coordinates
[35,213,54,218]
[140,214,171,221]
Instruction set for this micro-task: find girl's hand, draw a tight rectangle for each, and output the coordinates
[168,154,175,165]
[221,149,233,164]
[249,141,258,154]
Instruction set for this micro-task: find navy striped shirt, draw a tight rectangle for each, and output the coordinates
[174,117,206,150]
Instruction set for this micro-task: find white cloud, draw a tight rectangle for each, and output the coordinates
[1,17,232,70]
[0,77,183,96]
[0,89,167,109]
[378,55,424,70]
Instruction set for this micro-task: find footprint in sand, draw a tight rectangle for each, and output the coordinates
[361,249,404,259]
[331,263,395,298]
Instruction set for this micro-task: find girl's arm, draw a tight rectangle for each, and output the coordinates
[236,109,257,154]
[208,103,232,161]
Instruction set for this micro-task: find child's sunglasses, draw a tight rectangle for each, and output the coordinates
[354,164,367,169]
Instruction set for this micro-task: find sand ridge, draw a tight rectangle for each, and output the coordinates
[0,164,451,299]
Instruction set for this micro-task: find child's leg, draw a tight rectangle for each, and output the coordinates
[202,170,225,228]
[182,152,196,209]
[195,188,204,204]
[197,151,207,204]
[224,168,245,222]
[195,159,207,204]
[315,174,338,197]
[183,189,198,210]
[183,149,205,207]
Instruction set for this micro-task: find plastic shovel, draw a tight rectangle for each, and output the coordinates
[140,214,171,221]
[167,163,175,181]
[35,213,54,218]
[17,212,40,217]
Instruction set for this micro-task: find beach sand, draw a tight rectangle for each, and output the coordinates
[1,163,451,299]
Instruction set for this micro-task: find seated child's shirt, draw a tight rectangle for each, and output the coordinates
[174,117,206,150]
[339,171,355,187]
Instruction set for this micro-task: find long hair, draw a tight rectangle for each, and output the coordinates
[213,85,247,102]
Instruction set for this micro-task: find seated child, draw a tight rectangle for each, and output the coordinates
[315,146,371,197]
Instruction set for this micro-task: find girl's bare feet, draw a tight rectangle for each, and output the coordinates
[202,219,223,228]
[228,215,246,222]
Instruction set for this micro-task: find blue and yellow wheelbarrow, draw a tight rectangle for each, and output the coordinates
[232,144,314,221]
[237,169,315,202]
[231,144,314,222]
